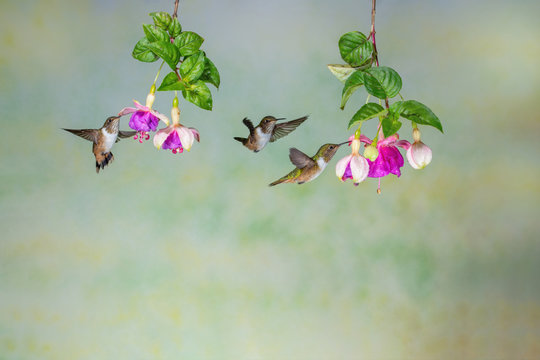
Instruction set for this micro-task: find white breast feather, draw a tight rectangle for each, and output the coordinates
[102,128,118,152]
[255,127,271,149]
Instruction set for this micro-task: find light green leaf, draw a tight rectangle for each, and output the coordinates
[339,31,373,67]
[348,103,387,129]
[182,81,212,110]
[399,100,443,132]
[180,51,205,83]
[174,31,204,56]
[132,37,159,63]
[328,64,355,83]
[340,70,365,110]
[200,57,220,88]
[142,24,168,43]
[362,66,402,99]
[158,72,187,91]
[150,12,172,30]
[146,41,180,70]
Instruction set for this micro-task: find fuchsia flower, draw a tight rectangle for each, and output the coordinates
[360,130,410,178]
[335,137,370,185]
[118,85,169,143]
[153,96,200,154]
[406,128,432,169]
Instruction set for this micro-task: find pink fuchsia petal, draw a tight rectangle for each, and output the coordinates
[395,139,411,150]
[133,100,149,111]
[335,154,353,180]
[367,144,404,178]
[150,109,170,126]
[153,126,174,149]
[347,134,373,145]
[349,155,370,183]
[118,107,137,117]
[406,141,432,169]
[189,127,200,142]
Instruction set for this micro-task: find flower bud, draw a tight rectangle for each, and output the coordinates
[406,141,432,169]
[363,144,379,161]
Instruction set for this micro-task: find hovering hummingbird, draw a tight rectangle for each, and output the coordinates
[269,142,347,186]
[234,115,308,152]
[63,115,136,173]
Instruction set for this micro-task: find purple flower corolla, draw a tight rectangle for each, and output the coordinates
[335,138,370,186]
[358,131,410,178]
[118,87,169,143]
[153,97,200,154]
[406,128,432,169]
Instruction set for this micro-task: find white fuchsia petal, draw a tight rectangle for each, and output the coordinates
[153,127,174,149]
[151,109,170,126]
[406,141,432,169]
[177,126,195,151]
[133,100,149,111]
[350,155,370,183]
[189,127,200,142]
[335,154,352,179]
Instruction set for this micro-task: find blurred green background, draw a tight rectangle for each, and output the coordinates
[1,0,539,358]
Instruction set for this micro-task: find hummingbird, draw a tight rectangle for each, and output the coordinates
[234,115,308,152]
[269,142,347,186]
[62,115,136,173]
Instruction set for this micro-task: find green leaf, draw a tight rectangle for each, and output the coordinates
[399,100,443,132]
[132,37,159,63]
[341,70,366,109]
[381,115,402,137]
[328,64,355,83]
[146,41,180,70]
[339,31,373,67]
[158,72,188,91]
[200,57,220,88]
[180,51,206,83]
[142,24,168,43]
[182,80,212,110]
[362,66,402,99]
[168,18,182,38]
[348,103,387,129]
[150,12,172,30]
[174,31,204,56]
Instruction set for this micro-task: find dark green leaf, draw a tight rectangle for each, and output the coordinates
[132,37,159,63]
[168,18,182,38]
[341,70,365,110]
[347,103,387,129]
[146,41,180,70]
[180,51,205,83]
[174,31,204,56]
[362,66,402,99]
[182,81,212,110]
[158,72,188,91]
[399,100,443,132]
[150,12,172,30]
[200,57,220,88]
[388,101,405,118]
[381,116,402,137]
[142,24,168,43]
[339,31,373,67]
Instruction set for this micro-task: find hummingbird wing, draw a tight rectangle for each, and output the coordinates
[116,130,137,142]
[270,116,308,142]
[242,117,255,136]
[289,147,315,169]
[63,128,98,143]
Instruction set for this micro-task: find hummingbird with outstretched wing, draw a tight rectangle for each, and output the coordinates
[269,142,347,186]
[234,115,308,152]
[63,115,136,173]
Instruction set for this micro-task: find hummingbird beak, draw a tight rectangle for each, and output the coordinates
[275,118,286,121]
[338,141,349,146]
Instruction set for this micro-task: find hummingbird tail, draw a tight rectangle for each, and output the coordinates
[233,137,247,145]
[269,177,289,186]
[95,152,114,173]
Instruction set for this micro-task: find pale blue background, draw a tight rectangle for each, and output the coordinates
[1,0,539,358]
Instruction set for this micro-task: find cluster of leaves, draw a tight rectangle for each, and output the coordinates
[132,12,220,110]
[328,31,442,136]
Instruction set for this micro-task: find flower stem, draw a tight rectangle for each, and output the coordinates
[153,61,165,85]
[370,0,379,67]
[173,0,179,19]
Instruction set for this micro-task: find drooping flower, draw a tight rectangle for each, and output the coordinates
[335,137,370,186]
[118,85,169,143]
[406,128,432,169]
[360,130,410,178]
[153,96,200,154]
